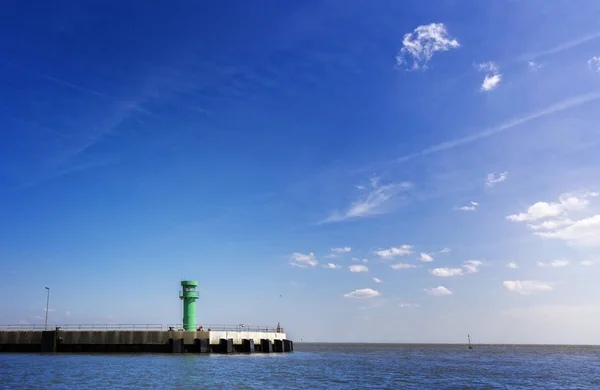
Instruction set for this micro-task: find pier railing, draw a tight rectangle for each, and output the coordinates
[0,324,164,331]
[0,323,284,332]
[167,324,284,333]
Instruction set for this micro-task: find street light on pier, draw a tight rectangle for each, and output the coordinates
[44,287,50,331]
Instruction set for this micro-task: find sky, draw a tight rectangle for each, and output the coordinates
[1,0,600,344]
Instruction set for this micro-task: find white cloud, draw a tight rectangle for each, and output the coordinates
[485,171,508,187]
[440,248,451,253]
[430,267,463,277]
[425,286,453,296]
[322,263,341,269]
[463,260,483,274]
[396,23,460,70]
[419,252,433,262]
[507,192,597,222]
[399,302,420,308]
[478,62,499,73]
[430,260,482,276]
[331,247,352,253]
[352,257,369,264]
[503,280,553,294]
[375,245,413,258]
[344,288,381,299]
[580,260,595,266]
[589,56,600,72]
[391,263,418,270]
[535,214,600,246]
[528,219,574,230]
[65,311,71,317]
[536,259,570,268]
[478,61,502,92]
[457,201,478,211]
[528,61,543,70]
[507,262,519,269]
[373,277,383,283]
[322,178,412,223]
[289,252,318,268]
[349,265,369,273]
[481,74,502,91]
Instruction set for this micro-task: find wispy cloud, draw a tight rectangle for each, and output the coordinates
[425,286,452,296]
[456,201,478,211]
[373,277,383,283]
[528,61,543,71]
[394,92,600,163]
[322,263,341,269]
[537,259,570,268]
[430,267,463,277]
[419,253,433,262]
[325,247,352,258]
[349,265,369,273]
[507,262,519,269]
[352,257,369,264]
[398,302,420,308]
[463,260,483,274]
[375,245,413,258]
[485,172,508,188]
[321,177,412,223]
[430,260,482,277]
[588,56,600,72]
[477,62,502,92]
[396,23,460,70]
[391,263,418,270]
[331,247,352,253]
[503,280,553,294]
[343,288,380,299]
[289,252,318,268]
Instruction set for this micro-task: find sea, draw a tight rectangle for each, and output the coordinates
[1,343,598,389]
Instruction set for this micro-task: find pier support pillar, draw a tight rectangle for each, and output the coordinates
[41,331,56,353]
[219,338,233,354]
[283,339,292,352]
[241,339,255,353]
[273,339,284,353]
[260,339,272,353]
[195,338,210,353]
[170,338,184,353]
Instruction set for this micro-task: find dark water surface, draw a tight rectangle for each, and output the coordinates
[1,343,599,389]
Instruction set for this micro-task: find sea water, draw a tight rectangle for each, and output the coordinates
[1,343,598,389]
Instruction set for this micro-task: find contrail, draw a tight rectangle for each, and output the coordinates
[519,31,600,62]
[394,91,600,163]
[0,59,153,115]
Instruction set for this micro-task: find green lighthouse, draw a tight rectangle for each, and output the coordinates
[179,280,199,331]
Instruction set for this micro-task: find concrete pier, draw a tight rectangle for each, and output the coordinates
[0,325,293,354]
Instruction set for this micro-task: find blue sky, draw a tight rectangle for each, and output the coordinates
[1,0,600,344]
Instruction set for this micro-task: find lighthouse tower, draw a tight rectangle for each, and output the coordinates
[179,280,199,331]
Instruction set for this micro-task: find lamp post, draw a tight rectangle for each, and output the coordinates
[44,287,50,331]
